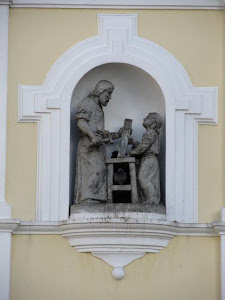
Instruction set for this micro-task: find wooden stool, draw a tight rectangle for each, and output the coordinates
[106,157,139,203]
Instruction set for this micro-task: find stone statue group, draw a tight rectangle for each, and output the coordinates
[74,80,163,206]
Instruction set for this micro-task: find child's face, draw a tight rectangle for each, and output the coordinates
[143,115,155,128]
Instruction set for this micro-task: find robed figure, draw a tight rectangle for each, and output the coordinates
[74,80,121,204]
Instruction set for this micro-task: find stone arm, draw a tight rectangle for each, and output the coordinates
[111,127,123,140]
[100,127,123,141]
[128,137,139,147]
[129,136,152,157]
[77,119,102,146]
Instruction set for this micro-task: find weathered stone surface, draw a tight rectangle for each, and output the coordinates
[74,80,123,204]
[74,80,114,204]
[130,112,163,205]
[73,81,164,208]
[118,119,132,158]
[106,157,135,164]
[70,202,166,215]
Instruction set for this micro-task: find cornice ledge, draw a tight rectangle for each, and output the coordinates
[0,219,20,232]
[214,207,225,234]
[13,219,217,236]
[213,222,225,234]
[9,0,225,9]
[13,220,61,234]
[0,0,12,5]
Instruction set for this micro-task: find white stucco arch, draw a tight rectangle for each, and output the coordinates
[18,14,217,222]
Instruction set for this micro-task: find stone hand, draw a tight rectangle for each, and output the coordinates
[128,137,138,146]
[91,135,103,146]
[118,126,132,137]
[117,127,123,137]
[100,130,113,144]
[100,129,110,138]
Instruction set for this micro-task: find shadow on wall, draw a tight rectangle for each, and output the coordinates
[70,63,166,206]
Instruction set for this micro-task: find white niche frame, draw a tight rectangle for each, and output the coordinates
[18,14,217,223]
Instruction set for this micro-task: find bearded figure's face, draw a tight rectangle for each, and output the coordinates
[99,89,113,106]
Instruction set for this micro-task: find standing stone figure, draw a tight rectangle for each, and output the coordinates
[74,80,121,204]
[129,113,163,204]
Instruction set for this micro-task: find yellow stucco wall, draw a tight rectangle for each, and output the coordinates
[11,235,220,300]
[6,9,225,222]
[7,8,224,299]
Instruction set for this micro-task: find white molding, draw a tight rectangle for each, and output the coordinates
[0,1,12,5]
[18,14,218,223]
[13,219,218,236]
[0,5,11,219]
[6,0,225,9]
[14,221,60,234]
[0,219,20,232]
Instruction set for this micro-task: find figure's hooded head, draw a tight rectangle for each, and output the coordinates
[93,80,114,96]
[92,80,114,106]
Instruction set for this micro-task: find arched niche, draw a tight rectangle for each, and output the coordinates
[70,63,166,207]
[18,14,217,223]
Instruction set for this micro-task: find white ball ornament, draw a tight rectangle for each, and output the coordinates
[112,267,125,280]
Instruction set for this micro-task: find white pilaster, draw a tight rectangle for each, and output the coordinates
[0,221,19,300]
[221,234,225,300]
[0,4,14,300]
[214,208,225,300]
[0,233,12,300]
[0,4,11,219]
[221,208,225,300]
